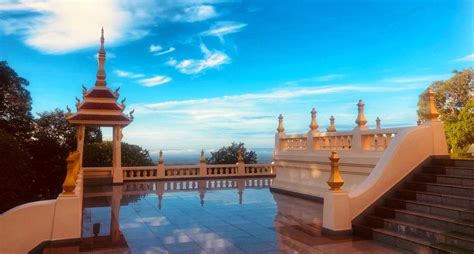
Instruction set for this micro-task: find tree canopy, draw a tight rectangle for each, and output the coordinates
[207,142,258,164]
[417,69,474,157]
[83,141,154,167]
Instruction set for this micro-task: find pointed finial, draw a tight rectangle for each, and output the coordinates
[355,99,368,130]
[309,108,319,131]
[327,151,344,191]
[327,115,336,132]
[121,98,126,107]
[277,114,285,133]
[82,84,87,95]
[424,87,439,121]
[158,150,164,164]
[95,28,107,86]
[66,105,72,115]
[200,149,206,163]
[75,97,81,108]
[129,109,135,120]
[114,87,120,97]
[376,117,381,129]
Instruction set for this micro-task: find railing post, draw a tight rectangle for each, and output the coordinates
[327,115,336,132]
[307,108,319,152]
[62,151,79,194]
[199,149,207,177]
[352,99,368,151]
[275,114,286,154]
[157,150,165,179]
[376,117,381,129]
[322,151,351,234]
[237,150,245,176]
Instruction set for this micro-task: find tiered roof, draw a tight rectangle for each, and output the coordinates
[67,29,133,127]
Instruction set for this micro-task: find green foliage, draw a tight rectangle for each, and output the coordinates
[207,142,257,164]
[0,61,33,141]
[417,69,474,157]
[83,141,154,167]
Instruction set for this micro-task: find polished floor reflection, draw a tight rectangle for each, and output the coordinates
[43,178,406,253]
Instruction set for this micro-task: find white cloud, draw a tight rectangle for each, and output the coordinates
[138,75,172,87]
[381,74,449,84]
[0,1,223,54]
[172,5,218,22]
[149,44,163,53]
[167,43,229,74]
[286,74,347,85]
[201,21,247,41]
[154,47,176,56]
[453,53,474,62]
[114,69,144,78]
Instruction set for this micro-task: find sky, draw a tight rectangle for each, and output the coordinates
[1,0,473,157]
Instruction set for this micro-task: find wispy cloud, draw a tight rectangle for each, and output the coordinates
[149,44,163,53]
[453,53,474,62]
[167,43,229,74]
[201,21,247,41]
[150,45,176,56]
[0,1,223,54]
[172,5,218,22]
[114,69,144,79]
[286,74,347,85]
[381,74,449,84]
[138,75,172,87]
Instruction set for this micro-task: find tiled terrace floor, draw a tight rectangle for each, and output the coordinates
[43,177,407,253]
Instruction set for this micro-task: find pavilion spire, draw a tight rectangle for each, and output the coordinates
[95,27,107,87]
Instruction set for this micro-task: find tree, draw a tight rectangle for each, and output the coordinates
[0,61,33,141]
[83,141,154,167]
[417,69,474,156]
[207,142,258,164]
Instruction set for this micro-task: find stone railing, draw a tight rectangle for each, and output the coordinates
[119,150,274,181]
[0,151,84,254]
[275,102,405,154]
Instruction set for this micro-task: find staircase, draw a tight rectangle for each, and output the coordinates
[354,158,474,253]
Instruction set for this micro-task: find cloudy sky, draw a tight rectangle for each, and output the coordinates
[1,0,473,155]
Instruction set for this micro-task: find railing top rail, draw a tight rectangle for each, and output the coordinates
[245,163,273,167]
[206,164,238,168]
[165,164,200,169]
[281,134,308,139]
[122,166,156,170]
[82,167,113,171]
[359,127,411,135]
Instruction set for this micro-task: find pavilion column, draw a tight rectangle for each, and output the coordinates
[110,184,123,243]
[112,125,123,184]
[76,125,85,167]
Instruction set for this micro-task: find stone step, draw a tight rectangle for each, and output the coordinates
[385,198,474,221]
[423,166,474,177]
[371,227,472,254]
[414,173,474,187]
[375,206,474,235]
[396,189,474,210]
[404,182,474,198]
[365,214,474,250]
[432,159,474,168]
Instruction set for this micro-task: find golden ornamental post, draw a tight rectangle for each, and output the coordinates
[158,150,164,164]
[424,87,440,121]
[327,151,344,191]
[376,117,381,129]
[355,99,368,130]
[62,151,78,194]
[237,150,244,162]
[200,149,206,163]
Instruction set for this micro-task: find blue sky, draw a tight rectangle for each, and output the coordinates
[1,0,473,156]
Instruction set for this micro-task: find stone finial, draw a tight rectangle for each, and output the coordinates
[200,149,206,163]
[309,108,319,131]
[327,151,344,191]
[158,150,164,164]
[82,84,87,95]
[327,115,336,132]
[129,109,135,120]
[114,86,120,97]
[237,150,244,162]
[355,99,368,129]
[376,117,381,129]
[417,119,422,126]
[424,87,439,121]
[66,105,72,116]
[277,114,285,133]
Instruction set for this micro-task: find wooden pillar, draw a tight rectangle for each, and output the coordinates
[112,126,123,184]
[76,125,85,167]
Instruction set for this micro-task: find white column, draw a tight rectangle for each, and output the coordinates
[112,126,123,184]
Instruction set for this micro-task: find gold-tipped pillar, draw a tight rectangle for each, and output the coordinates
[157,150,165,178]
[275,114,286,153]
[112,126,123,184]
[322,150,351,235]
[76,125,85,167]
[309,108,319,132]
[199,149,207,177]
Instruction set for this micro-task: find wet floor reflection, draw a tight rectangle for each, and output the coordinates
[44,177,405,253]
